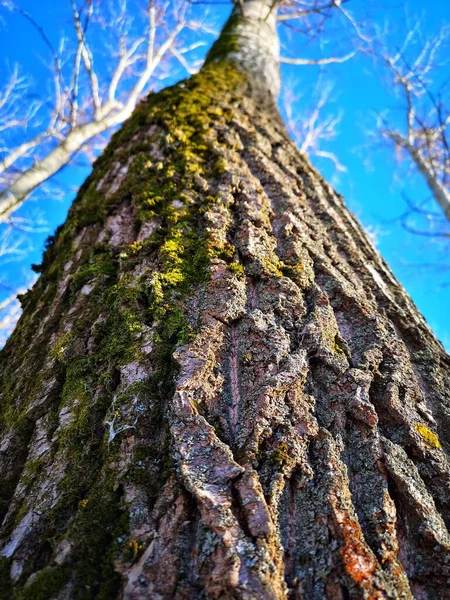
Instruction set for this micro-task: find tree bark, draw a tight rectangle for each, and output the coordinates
[1,3,450,599]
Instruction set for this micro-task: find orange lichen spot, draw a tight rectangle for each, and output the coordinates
[414,424,440,448]
[339,520,377,585]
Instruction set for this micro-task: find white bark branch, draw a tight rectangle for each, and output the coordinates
[71,0,102,116]
[374,23,450,225]
[387,131,450,221]
[0,116,117,221]
[280,50,355,65]
[277,0,346,21]
[0,293,19,313]
[0,132,51,176]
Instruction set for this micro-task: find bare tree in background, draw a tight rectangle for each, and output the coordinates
[374,22,450,235]
[277,0,372,180]
[282,76,345,179]
[0,212,49,345]
[0,0,213,223]
[0,291,25,346]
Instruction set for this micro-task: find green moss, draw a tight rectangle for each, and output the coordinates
[215,242,234,261]
[60,356,93,406]
[204,10,241,64]
[20,457,46,487]
[213,156,228,175]
[66,476,128,600]
[280,262,303,280]
[331,335,345,356]
[1,59,250,598]
[11,59,245,319]
[69,245,117,296]
[259,255,284,277]
[50,331,75,363]
[270,442,290,466]
[17,567,67,600]
[0,557,11,600]
[120,240,143,258]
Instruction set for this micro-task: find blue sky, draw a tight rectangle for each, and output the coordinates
[0,0,449,348]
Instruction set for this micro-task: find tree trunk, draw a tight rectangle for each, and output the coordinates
[1,3,450,599]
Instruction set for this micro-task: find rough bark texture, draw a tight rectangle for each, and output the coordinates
[1,5,450,600]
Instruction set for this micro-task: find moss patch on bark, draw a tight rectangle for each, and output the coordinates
[0,60,250,595]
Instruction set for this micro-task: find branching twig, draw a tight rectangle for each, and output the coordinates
[374,23,450,224]
[280,50,355,65]
[0,0,212,221]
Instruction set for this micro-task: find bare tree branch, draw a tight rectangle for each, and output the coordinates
[280,50,355,65]
[282,77,345,176]
[0,0,213,222]
[374,23,450,224]
[277,0,350,22]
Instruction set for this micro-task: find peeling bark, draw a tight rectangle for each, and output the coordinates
[1,4,450,600]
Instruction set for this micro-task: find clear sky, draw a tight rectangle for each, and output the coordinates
[0,0,449,348]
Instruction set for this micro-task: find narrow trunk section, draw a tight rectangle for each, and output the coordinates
[206,0,280,98]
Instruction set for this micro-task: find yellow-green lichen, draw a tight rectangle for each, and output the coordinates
[124,540,144,562]
[241,353,252,365]
[270,442,290,466]
[332,336,345,355]
[50,331,75,363]
[259,255,284,277]
[414,423,440,448]
[228,262,245,277]
[120,240,143,259]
